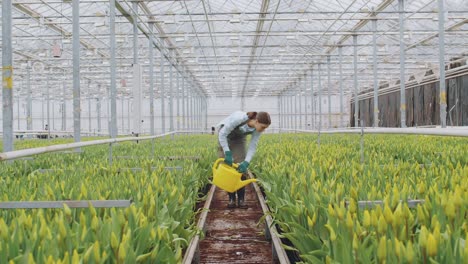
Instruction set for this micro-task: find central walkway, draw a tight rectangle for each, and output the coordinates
[199,184,274,263]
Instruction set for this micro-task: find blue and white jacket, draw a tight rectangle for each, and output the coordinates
[217,111,261,163]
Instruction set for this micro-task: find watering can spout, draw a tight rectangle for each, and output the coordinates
[236,178,257,190]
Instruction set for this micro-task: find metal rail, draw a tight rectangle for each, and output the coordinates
[183,184,216,264]
[0,200,132,209]
[0,130,208,161]
[345,199,425,209]
[282,127,468,137]
[250,173,291,264]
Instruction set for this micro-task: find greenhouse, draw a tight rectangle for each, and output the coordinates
[0,0,467,263]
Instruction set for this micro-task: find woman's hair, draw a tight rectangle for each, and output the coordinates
[246,111,271,125]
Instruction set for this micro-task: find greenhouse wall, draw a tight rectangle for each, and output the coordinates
[1,94,350,135]
[351,74,468,127]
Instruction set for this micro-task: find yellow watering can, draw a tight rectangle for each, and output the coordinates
[212,158,257,193]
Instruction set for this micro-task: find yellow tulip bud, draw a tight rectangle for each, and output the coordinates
[328,204,336,218]
[453,188,462,208]
[307,215,314,229]
[394,238,401,259]
[118,243,126,262]
[426,233,437,257]
[91,215,99,232]
[326,256,333,264]
[336,206,345,221]
[419,226,428,249]
[79,212,86,226]
[93,241,101,263]
[393,203,403,228]
[406,241,414,263]
[28,253,36,264]
[63,204,72,218]
[352,233,359,251]
[58,219,67,238]
[88,202,96,217]
[351,188,358,200]
[72,249,80,264]
[46,255,54,264]
[62,252,69,264]
[417,205,426,223]
[325,224,337,241]
[417,182,426,194]
[349,199,357,214]
[345,212,354,231]
[377,236,387,262]
[363,210,371,228]
[383,204,394,225]
[111,232,119,251]
[445,202,455,220]
[378,215,387,235]
[0,218,9,240]
[81,225,87,242]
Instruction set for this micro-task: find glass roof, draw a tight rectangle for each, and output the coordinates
[1,0,467,99]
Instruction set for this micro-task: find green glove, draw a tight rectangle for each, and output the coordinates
[237,161,250,173]
[224,151,233,166]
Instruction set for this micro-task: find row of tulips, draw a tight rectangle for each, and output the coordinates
[254,134,467,263]
[0,135,217,263]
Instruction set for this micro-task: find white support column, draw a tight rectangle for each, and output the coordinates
[327,55,332,128]
[353,35,359,128]
[109,0,118,137]
[176,72,180,131]
[2,0,13,151]
[299,81,302,130]
[339,47,344,128]
[169,64,174,132]
[438,0,447,127]
[318,64,323,130]
[160,52,166,133]
[372,17,379,128]
[398,0,407,128]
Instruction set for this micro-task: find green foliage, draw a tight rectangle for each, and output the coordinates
[254,134,468,263]
[0,135,217,263]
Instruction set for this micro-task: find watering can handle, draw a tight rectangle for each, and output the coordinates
[213,158,239,170]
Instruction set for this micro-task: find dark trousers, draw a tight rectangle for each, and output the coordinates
[217,135,247,201]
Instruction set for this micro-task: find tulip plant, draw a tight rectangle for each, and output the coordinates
[254,133,468,263]
[0,135,217,263]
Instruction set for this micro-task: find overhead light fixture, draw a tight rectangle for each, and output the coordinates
[230,36,239,40]
[286,35,296,40]
[230,49,238,53]
[298,18,308,23]
[175,37,185,42]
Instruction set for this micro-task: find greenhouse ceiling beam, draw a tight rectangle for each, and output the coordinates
[200,0,222,82]
[12,3,107,57]
[240,0,271,104]
[12,30,467,40]
[124,30,468,38]
[282,0,441,96]
[181,0,217,93]
[118,10,468,16]
[131,0,207,97]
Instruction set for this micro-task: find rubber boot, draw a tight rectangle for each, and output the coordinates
[227,192,236,209]
[237,186,247,209]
